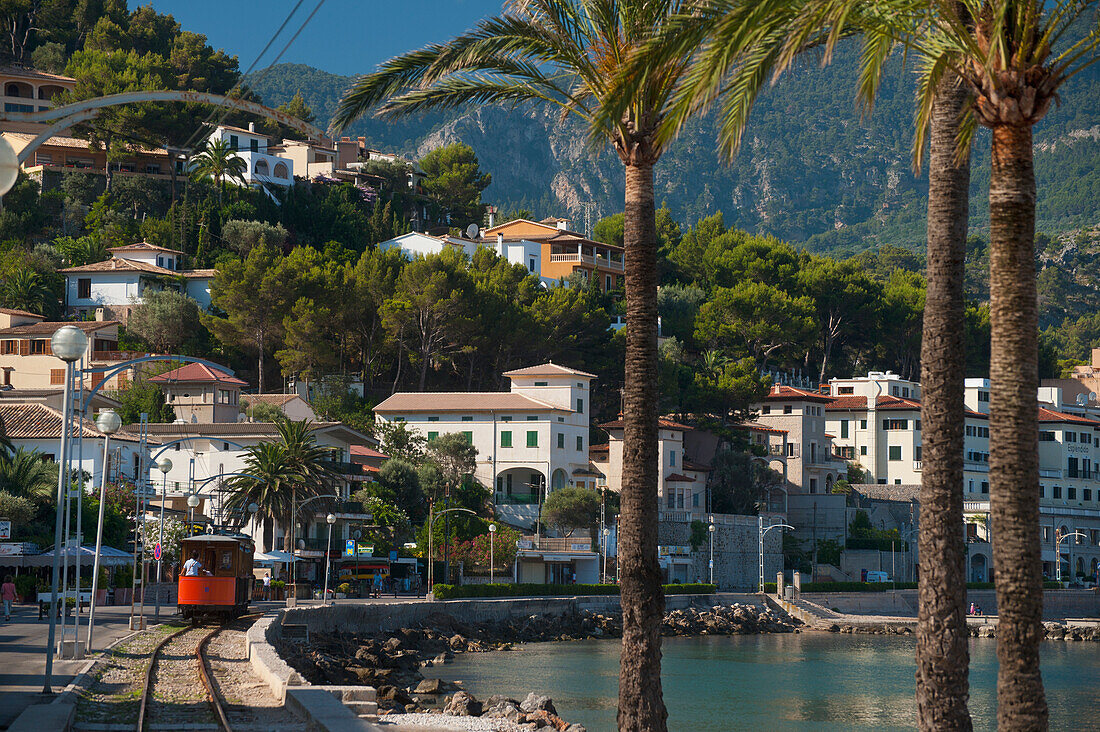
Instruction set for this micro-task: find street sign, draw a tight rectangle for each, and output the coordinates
[389,550,398,561]
[0,519,10,540]
[345,539,355,555]
[153,543,162,561]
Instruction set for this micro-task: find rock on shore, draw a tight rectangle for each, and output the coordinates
[276,603,798,720]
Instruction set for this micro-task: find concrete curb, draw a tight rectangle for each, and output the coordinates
[284,688,380,731]
[246,610,304,702]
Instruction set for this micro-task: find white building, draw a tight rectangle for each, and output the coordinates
[61,241,215,323]
[206,124,293,187]
[378,232,477,260]
[373,363,595,529]
[753,384,848,495]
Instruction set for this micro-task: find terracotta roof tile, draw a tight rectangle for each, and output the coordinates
[682,459,712,472]
[742,421,787,435]
[502,363,597,379]
[1038,407,1100,426]
[601,417,692,431]
[351,445,389,460]
[149,362,246,386]
[0,65,76,82]
[0,402,149,443]
[242,393,298,407]
[665,473,696,482]
[0,320,117,336]
[107,241,183,255]
[763,385,833,403]
[0,307,42,318]
[374,391,568,413]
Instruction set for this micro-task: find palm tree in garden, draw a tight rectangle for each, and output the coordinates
[191,137,247,205]
[0,448,58,505]
[330,2,695,728]
[273,418,338,552]
[223,442,296,547]
[0,269,57,317]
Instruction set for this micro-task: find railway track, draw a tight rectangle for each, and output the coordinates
[136,614,260,732]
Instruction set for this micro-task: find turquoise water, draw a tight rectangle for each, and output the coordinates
[432,634,1098,731]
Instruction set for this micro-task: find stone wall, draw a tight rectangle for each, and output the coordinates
[657,518,780,590]
[802,589,1100,620]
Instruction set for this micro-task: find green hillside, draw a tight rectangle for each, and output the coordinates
[246,45,1100,256]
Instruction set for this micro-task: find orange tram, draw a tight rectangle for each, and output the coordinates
[178,534,254,623]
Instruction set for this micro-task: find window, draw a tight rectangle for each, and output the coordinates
[902,387,910,398]
[1068,457,1079,478]
[915,420,921,431]
[860,446,868,456]
[145,163,161,174]
[667,492,675,508]
[1039,485,1045,497]
[761,406,771,415]
[967,425,974,436]
[427,431,438,442]
[785,443,795,457]
[462,431,473,444]
[577,435,584,451]
[891,386,899,396]
[1082,432,1091,443]
[229,134,238,149]
[981,482,989,494]
[529,257,536,272]
[783,405,792,415]
[250,138,258,152]
[837,386,854,395]
[427,416,439,422]
[1040,431,1056,442]
[29,340,46,355]
[78,278,91,299]
[1068,487,1077,500]
[534,381,548,386]
[809,478,818,493]
[526,415,538,421]
[1042,526,1051,542]
[969,480,974,493]
[556,433,564,449]
[840,420,849,439]
[500,416,511,422]
[500,431,512,448]
[915,445,922,461]
[272,162,288,178]
[1085,489,1092,502]
[576,398,584,414]
[883,419,908,430]
[978,391,989,402]
[461,416,473,422]
[1053,486,1062,499]
[527,431,538,448]
[1066,432,1077,443]
[693,493,699,507]
[670,450,676,466]
[50,368,64,384]
[895,479,902,485]
[860,420,867,430]
[606,275,612,290]
[888,446,902,461]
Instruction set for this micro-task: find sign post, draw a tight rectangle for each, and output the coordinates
[0,519,10,540]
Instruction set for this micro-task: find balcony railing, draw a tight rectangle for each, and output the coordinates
[518,536,592,552]
[913,461,923,471]
[496,492,539,505]
[549,252,625,271]
[322,460,366,476]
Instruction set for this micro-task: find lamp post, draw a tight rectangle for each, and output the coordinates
[758,516,795,593]
[708,516,715,586]
[602,527,610,583]
[426,507,476,593]
[153,456,172,619]
[488,523,497,584]
[85,408,121,654]
[1055,529,1088,584]
[323,513,336,605]
[187,494,200,528]
[44,325,86,692]
[286,493,338,604]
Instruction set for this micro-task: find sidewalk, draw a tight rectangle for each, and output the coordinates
[0,600,170,729]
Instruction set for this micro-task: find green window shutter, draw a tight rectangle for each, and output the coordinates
[888,446,902,461]
[556,433,564,449]
[427,431,438,442]
[500,431,512,448]
[577,435,583,451]
[527,431,538,448]
[840,420,849,439]
[463,431,473,444]
[576,397,584,414]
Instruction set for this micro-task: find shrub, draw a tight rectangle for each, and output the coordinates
[336,582,351,594]
[271,580,286,590]
[14,574,37,599]
[430,583,716,600]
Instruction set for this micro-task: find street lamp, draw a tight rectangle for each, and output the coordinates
[426,507,476,592]
[153,456,172,619]
[44,325,86,692]
[708,517,716,586]
[287,493,338,604]
[488,523,497,584]
[323,513,336,605]
[1055,529,1087,584]
[758,516,795,593]
[86,409,121,654]
[187,493,200,526]
[602,526,610,584]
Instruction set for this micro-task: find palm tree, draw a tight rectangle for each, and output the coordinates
[330,3,695,727]
[0,269,58,317]
[623,3,978,726]
[191,137,248,205]
[223,442,296,546]
[273,418,337,552]
[0,448,58,505]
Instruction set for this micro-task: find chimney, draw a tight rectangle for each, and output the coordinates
[557,219,569,230]
[95,307,105,322]
[1093,347,1100,368]
[487,206,496,228]
[773,383,780,395]
[496,233,503,248]
[248,121,255,133]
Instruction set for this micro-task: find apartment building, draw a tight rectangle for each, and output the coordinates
[61,241,216,322]
[373,363,595,529]
[207,123,293,187]
[0,65,75,134]
[149,362,246,424]
[481,217,625,292]
[753,384,848,495]
[0,308,145,391]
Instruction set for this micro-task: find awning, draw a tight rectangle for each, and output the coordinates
[23,545,133,567]
[254,550,300,564]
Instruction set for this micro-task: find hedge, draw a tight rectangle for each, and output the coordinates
[764,581,1062,593]
[431,583,716,600]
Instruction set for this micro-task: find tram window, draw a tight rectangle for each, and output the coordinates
[220,551,233,570]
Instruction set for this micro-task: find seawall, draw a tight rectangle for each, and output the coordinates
[801,589,1099,619]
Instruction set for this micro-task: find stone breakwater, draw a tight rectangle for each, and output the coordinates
[823,621,1100,641]
[275,603,798,728]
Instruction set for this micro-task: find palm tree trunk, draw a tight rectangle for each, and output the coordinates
[916,69,973,732]
[988,122,1046,731]
[617,159,667,732]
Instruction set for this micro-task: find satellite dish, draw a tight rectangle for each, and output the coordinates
[0,135,19,197]
[465,223,479,240]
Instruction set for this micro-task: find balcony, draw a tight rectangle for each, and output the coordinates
[913,461,923,471]
[549,252,624,271]
[322,460,369,480]
[496,492,539,505]
[310,500,372,519]
[517,536,593,552]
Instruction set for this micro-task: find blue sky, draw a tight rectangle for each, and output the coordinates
[145,0,504,76]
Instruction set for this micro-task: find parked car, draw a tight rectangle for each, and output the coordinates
[865,571,890,583]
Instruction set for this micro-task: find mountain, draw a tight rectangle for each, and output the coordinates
[245,47,1100,255]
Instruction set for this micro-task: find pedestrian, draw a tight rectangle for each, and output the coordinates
[262,572,271,601]
[1,575,15,621]
[183,551,204,576]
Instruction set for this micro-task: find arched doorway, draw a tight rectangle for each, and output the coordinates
[970,553,987,583]
[551,468,568,491]
[825,474,834,493]
[254,158,269,176]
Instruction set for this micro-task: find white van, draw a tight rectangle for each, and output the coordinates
[865,571,890,583]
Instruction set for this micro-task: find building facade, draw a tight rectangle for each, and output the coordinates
[149,362,246,424]
[481,217,625,292]
[373,363,595,529]
[207,124,293,187]
[753,384,848,495]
